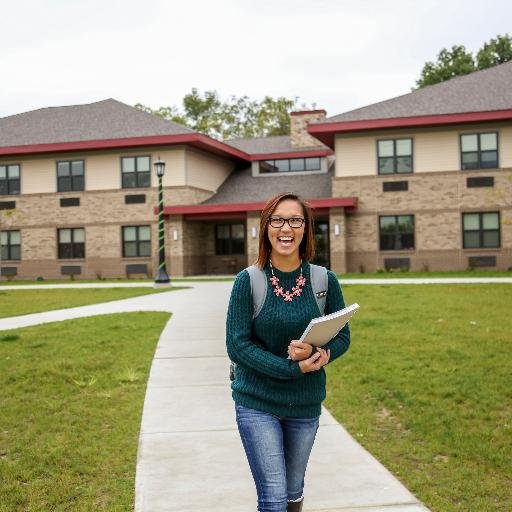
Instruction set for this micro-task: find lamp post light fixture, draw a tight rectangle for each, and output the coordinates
[153,158,171,287]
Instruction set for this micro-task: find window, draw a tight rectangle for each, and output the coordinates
[463,212,500,248]
[122,226,151,257]
[377,139,412,174]
[0,230,21,260]
[57,160,84,192]
[58,228,85,259]
[379,215,415,250]
[0,164,20,195]
[259,157,321,174]
[461,133,498,170]
[121,156,151,188]
[215,224,245,255]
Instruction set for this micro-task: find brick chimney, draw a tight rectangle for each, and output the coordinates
[290,109,327,148]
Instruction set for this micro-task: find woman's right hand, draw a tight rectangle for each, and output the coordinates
[298,347,330,373]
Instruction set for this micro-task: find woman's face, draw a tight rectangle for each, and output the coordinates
[267,199,305,260]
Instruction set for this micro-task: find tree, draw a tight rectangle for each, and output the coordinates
[476,34,512,69]
[416,45,475,88]
[415,34,512,88]
[135,89,302,140]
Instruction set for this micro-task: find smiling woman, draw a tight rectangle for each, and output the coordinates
[226,192,351,512]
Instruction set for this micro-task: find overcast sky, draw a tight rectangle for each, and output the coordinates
[1,0,511,119]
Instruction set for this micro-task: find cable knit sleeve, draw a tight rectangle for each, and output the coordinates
[322,271,351,362]
[226,270,304,380]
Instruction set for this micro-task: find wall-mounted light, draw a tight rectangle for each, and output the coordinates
[251,227,257,239]
[172,229,179,241]
[334,224,340,236]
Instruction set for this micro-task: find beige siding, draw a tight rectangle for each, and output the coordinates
[414,131,459,172]
[500,125,512,167]
[2,147,188,194]
[87,153,124,190]
[335,135,375,177]
[185,149,233,192]
[159,148,187,187]
[21,159,55,194]
[335,123,512,177]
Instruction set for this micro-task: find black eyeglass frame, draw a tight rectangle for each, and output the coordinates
[268,217,305,228]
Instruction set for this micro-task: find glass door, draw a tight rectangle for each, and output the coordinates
[312,221,330,269]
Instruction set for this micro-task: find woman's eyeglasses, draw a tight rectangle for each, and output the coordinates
[268,217,305,228]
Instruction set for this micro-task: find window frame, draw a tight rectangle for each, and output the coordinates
[122,225,152,258]
[214,223,246,255]
[462,211,500,249]
[56,160,85,192]
[0,163,21,195]
[376,138,413,175]
[378,214,415,251]
[0,229,21,260]
[57,227,85,259]
[258,157,322,175]
[121,155,151,189]
[460,132,499,170]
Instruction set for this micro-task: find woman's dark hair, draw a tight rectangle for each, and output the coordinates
[255,192,315,268]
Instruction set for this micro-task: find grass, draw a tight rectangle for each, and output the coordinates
[1,269,511,286]
[326,284,512,512]
[0,287,185,319]
[340,269,512,279]
[0,312,170,512]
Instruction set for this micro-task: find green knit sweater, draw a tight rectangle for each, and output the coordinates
[226,261,350,418]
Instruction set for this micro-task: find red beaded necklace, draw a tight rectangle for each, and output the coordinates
[269,259,306,302]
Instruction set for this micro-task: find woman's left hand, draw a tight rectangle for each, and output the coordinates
[288,340,314,361]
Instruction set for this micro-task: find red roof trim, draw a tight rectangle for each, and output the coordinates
[249,149,333,161]
[290,109,327,116]
[0,133,252,161]
[308,109,512,148]
[163,197,357,216]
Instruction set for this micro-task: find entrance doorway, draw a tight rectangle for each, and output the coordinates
[312,221,330,269]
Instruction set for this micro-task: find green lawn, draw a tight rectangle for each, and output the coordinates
[0,287,185,319]
[1,284,511,511]
[1,268,511,286]
[0,313,170,512]
[339,269,512,279]
[327,283,512,512]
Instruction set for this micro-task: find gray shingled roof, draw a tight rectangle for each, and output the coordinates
[324,60,512,123]
[0,99,194,148]
[204,165,332,204]
[225,135,329,153]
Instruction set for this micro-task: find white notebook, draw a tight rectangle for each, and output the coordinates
[299,303,360,347]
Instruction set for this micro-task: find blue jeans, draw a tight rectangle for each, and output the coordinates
[235,404,319,512]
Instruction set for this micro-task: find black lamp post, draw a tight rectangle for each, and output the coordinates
[153,158,171,286]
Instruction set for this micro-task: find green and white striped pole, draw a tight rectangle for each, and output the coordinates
[153,158,170,286]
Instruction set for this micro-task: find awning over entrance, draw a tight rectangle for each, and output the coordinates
[162,197,358,220]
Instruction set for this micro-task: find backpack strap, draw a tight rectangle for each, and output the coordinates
[246,265,267,319]
[309,263,328,315]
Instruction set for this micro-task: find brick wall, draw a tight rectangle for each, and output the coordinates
[333,169,512,272]
[290,110,327,148]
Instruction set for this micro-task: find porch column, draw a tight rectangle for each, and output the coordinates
[329,207,347,274]
[246,211,260,267]
[168,214,185,277]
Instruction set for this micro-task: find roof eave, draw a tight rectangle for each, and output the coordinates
[308,109,512,148]
[0,133,252,162]
[161,197,358,218]
[249,148,333,161]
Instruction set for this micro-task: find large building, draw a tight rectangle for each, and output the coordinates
[1,62,511,279]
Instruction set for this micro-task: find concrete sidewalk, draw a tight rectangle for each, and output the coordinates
[0,282,431,511]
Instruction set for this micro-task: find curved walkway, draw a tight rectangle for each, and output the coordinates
[0,281,441,511]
